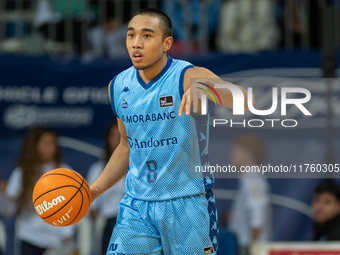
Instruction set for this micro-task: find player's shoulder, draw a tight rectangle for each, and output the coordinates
[183,66,214,78]
[169,57,195,74]
[171,57,193,67]
[109,66,135,93]
[182,66,218,91]
[114,66,136,81]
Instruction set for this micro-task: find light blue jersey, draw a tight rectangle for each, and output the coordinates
[108,56,218,254]
[110,56,214,201]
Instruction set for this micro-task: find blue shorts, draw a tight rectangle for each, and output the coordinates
[106,189,218,255]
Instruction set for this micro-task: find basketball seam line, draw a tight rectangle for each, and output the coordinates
[66,187,84,226]
[81,183,91,204]
[71,170,84,182]
[71,170,90,203]
[40,173,82,185]
[33,185,79,204]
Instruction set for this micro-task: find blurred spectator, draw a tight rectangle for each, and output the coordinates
[86,122,125,255]
[290,0,305,48]
[276,0,305,49]
[312,180,340,241]
[34,0,93,54]
[217,0,278,53]
[0,126,76,255]
[85,2,128,60]
[162,0,221,54]
[277,0,320,49]
[228,134,272,255]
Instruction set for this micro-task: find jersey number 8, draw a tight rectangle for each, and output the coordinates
[146,160,158,183]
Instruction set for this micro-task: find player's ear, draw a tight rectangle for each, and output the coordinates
[163,36,173,52]
[108,80,112,101]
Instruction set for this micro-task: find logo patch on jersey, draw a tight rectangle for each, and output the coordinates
[159,96,174,108]
[121,112,176,123]
[122,86,130,92]
[127,136,178,149]
[203,246,214,254]
[108,243,118,251]
[122,97,128,110]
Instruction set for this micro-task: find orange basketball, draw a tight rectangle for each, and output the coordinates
[32,168,91,227]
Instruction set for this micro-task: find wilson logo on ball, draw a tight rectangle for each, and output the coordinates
[35,194,66,215]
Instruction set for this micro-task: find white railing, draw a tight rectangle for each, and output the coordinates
[0,0,339,56]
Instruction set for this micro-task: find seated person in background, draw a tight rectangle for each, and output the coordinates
[162,0,220,53]
[86,2,128,59]
[217,0,278,53]
[0,126,76,255]
[228,134,272,255]
[312,180,340,241]
[35,0,91,54]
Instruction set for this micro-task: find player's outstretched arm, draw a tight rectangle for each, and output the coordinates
[90,81,130,203]
[90,118,129,203]
[179,67,255,116]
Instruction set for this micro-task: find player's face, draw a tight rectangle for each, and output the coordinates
[126,15,169,70]
[312,192,340,223]
[37,132,57,163]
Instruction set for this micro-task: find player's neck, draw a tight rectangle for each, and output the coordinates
[138,54,168,84]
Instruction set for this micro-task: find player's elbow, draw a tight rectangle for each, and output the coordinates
[119,138,130,154]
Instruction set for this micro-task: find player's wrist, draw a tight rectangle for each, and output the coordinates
[90,186,100,203]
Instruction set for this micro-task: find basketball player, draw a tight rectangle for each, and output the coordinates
[90,8,253,255]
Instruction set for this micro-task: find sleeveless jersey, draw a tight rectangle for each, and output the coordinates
[110,56,214,201]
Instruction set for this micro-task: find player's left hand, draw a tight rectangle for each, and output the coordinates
[178,88,191,116]
[179,79,211,116]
